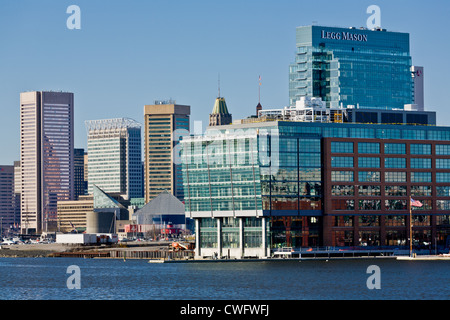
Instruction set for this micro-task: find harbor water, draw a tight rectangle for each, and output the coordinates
[0,257,449,300]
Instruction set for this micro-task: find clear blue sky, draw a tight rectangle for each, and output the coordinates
[0,0,449,164]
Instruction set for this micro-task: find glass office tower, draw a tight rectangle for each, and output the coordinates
[289,26,413,109]
[181,121,450,258]
[85,118,142,200]
[20,91,74,234]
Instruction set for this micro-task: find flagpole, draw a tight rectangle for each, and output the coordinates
[409,196,413,258]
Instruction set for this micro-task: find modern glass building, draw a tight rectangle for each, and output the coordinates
[74,148,87,200]
[181,120,450,258]
[0,165,16,235]
[85,118,143,200]
[289,25,413,109]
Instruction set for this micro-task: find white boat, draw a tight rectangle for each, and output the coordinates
[148,259,165,263]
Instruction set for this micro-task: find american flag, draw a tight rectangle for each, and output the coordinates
[410,198,423,207]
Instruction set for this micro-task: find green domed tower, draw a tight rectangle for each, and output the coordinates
[209,97,232,126]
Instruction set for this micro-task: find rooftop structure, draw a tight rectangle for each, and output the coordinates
[209,97,232,126]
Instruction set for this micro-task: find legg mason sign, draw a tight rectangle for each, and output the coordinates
[321,30,368,42]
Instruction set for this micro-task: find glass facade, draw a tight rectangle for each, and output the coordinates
[182,120,450,257]
[289,25,412,109]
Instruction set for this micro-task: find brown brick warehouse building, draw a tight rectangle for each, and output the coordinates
[323,138,450,249]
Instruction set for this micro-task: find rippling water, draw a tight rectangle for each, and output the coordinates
[0,257,449,300]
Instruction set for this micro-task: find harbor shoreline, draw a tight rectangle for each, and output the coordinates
[2,243,450,262]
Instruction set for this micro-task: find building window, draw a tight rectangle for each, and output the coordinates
[299,182,321,196]
[410,144,431,155]
[331,171,354,182]
[333,216,353,227]
[331,157,354,168]
[437,173,450,183]
[358,157,380,168]
[331,142,353,153]
[436,145,450,155]
[385,172,406,183]
[333,230,354,247]
[298,154,321,167]
[437,200,450,211]
[331,199,355,211]
[349,128,375,139]
[385,185,407,197]
[411,172,432,183]
[411,186,432,197]
[358,186,381,197]
[384,143,406,155]
[358,142,380,154]
[358,200,381,211]
[358,231,380,247]
[411,200,432,211]
[331,185,355,196]
[385,158,406,169]
[299,168,321,182]
[200,218,217,248]
[411,158,432,169]
[436,159,450,169]
[436,215,450,226]
[437,186,450,197]
[222,217,240,249]
[385,200,407,210]
[385,216,406,227]
[358,171,380,182]
[243,217,262,248]
[412,215,431,226]
[359,215,380,227]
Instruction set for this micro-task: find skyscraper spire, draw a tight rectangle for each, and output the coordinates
[256,75,263,117]
[258,75,261,103]
[218,73,221,98]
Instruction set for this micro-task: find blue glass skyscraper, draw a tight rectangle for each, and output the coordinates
[289,25,413,109]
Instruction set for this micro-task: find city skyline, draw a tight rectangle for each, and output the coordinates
[1,0,450,165]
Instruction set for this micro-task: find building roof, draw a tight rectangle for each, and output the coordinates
[93,184,125,210]
[211,97,230,115]
[133,191,185,224]
[85,118,141,133]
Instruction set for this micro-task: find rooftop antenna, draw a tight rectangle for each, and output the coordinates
[218,73,221,98]
[258,75,262,104]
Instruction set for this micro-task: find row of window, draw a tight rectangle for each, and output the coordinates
[331,156,450,169]
[332,199,450,211]
[332,171,450,183]
[331,142,450,155]
[331,185,446,197]
[332,215,450,227]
